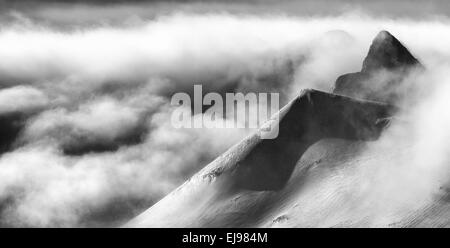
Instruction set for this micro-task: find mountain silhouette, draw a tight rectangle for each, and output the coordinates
[125,31,423,228]
[362,30,421,72]
[333,30,422,104]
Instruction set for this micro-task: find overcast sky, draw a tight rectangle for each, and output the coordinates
[2,0,450,27]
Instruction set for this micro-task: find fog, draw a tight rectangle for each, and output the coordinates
[1,3,450,226]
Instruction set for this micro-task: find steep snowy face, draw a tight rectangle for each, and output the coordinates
[125,90,394,227]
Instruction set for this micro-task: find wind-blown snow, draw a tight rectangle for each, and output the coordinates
[1,5,450,227]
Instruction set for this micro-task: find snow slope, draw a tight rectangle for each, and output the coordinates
[125,31,450,228]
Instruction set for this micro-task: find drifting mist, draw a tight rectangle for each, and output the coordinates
[1,3,450,227]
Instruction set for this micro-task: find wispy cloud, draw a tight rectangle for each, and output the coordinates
[1,8,450,227]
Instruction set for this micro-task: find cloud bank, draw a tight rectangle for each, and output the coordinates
[1,8,450,227]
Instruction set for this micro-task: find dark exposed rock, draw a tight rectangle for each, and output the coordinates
[333,30,423,104]
[231,89,396,190]
[126,89,397,227]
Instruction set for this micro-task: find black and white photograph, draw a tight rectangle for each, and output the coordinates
[0,0,450,237]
